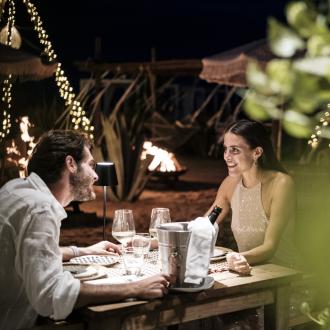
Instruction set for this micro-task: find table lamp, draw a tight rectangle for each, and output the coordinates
[95,162,118,240]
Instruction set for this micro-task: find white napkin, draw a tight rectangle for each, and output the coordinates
[184,217,217,285]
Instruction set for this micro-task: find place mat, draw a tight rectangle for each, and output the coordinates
[209,261,229,274]
[68,254,120,267]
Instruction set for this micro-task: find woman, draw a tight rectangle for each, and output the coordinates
[207,119,298,274]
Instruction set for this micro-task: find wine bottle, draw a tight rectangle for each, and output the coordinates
[208,205,222,224]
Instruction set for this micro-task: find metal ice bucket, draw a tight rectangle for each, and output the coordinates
[157,222,191,287]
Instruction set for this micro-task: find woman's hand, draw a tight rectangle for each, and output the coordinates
[79,241,121,256]
[226,252,252,275]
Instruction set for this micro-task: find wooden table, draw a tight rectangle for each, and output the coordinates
[81,263,300,330]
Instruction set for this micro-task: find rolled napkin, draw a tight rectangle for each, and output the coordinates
[184,217,216,285]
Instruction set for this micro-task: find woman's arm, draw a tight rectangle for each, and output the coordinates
[241,174,295,265]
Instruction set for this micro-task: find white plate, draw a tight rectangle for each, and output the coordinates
[210,247,228,261]
[74,266,98,279]
[170,276,214,293]
[69,254,119,266]
[63,264,108,281]
[63,264,88,276]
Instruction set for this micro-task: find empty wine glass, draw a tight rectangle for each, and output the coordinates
[132,233,151,257]
[149,208,171,239]
[121,246,144,276]
[112,209,136,247]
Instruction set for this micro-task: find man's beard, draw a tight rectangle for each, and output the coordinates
[69,167,96,202]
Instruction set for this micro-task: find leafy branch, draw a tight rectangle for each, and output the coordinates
[245,0,330,145]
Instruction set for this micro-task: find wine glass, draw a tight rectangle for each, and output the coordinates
[112,209,136,247]
[132,233,151,257]
[121,246,144,276]
[149,208,171,239]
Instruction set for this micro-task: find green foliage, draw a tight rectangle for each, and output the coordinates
[301,301,330,328]
[245,0,330,140]
[91,75,153,202]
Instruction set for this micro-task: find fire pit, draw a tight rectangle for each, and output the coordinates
[149,166,187,181]
[141,141,187,183]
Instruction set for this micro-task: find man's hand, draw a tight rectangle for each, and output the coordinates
[133,273,170,299]
[226,252,252,275]
[79,241,121,256]
[77,273,170,307]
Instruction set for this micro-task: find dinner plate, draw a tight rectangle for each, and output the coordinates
[74,266,98,279]
[63,264,88,276]
[210,247,228,261]
[63,264,108,281]
[170,276,214,293]
[69,254,119,266]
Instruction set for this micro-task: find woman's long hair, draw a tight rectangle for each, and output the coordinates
[225,120,287,174]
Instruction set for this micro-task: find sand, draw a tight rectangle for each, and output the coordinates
[59,156,237,248]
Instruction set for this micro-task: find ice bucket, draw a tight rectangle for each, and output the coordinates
[157,222,192,287]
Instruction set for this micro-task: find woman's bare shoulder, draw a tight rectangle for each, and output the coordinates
[219,175,241,194]
[274,171,294,187]
[268,171,295,195]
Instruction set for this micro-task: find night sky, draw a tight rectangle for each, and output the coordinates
[25,0,288,72]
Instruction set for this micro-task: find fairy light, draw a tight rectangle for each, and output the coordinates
[22,0,94,138]
[0,0,15,141]
[0,0,94,141]
[308,109,330,148]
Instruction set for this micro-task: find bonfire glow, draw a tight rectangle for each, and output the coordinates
[6,116,36,178]
[141,141,180,172]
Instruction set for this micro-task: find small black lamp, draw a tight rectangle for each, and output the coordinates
[95,162,118,240]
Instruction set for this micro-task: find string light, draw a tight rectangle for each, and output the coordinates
[0,0,15,141]
[308,109,330,148]
[22,0,94,138]
[0,0,94,141]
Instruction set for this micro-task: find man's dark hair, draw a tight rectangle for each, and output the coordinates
[27,130,93,185]
[225,119,287,174]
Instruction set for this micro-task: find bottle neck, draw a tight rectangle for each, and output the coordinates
[208,206,221,224]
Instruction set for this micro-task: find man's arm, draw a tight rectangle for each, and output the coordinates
[61,241,121,261]
[60,246,77,261]
[75,274,170,307]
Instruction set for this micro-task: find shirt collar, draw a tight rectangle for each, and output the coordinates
[27,172,67,221]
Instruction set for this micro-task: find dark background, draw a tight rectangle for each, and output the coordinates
[10,1,302,159]
[18,1,288,73]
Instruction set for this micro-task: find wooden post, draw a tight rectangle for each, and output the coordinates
[149,47,157,138]
[93,36,104,143]
[272,119,282,160]
[94,36,102,61]
[264,285,291,330]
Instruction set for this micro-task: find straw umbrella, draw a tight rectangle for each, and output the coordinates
[0,43,57,80]
[199,39,274,87]
[199,39,282,158]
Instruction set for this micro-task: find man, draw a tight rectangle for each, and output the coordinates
[0,130,169,330]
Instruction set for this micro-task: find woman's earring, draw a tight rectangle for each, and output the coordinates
[254,159,258,166]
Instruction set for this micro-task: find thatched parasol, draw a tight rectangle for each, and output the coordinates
[199,39,275,87]
[0,43,57,80]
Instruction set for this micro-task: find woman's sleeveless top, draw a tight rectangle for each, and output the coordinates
[231,179,297,268]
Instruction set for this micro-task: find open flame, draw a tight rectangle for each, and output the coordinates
[6,116,36,178]
[141,141,184,173]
